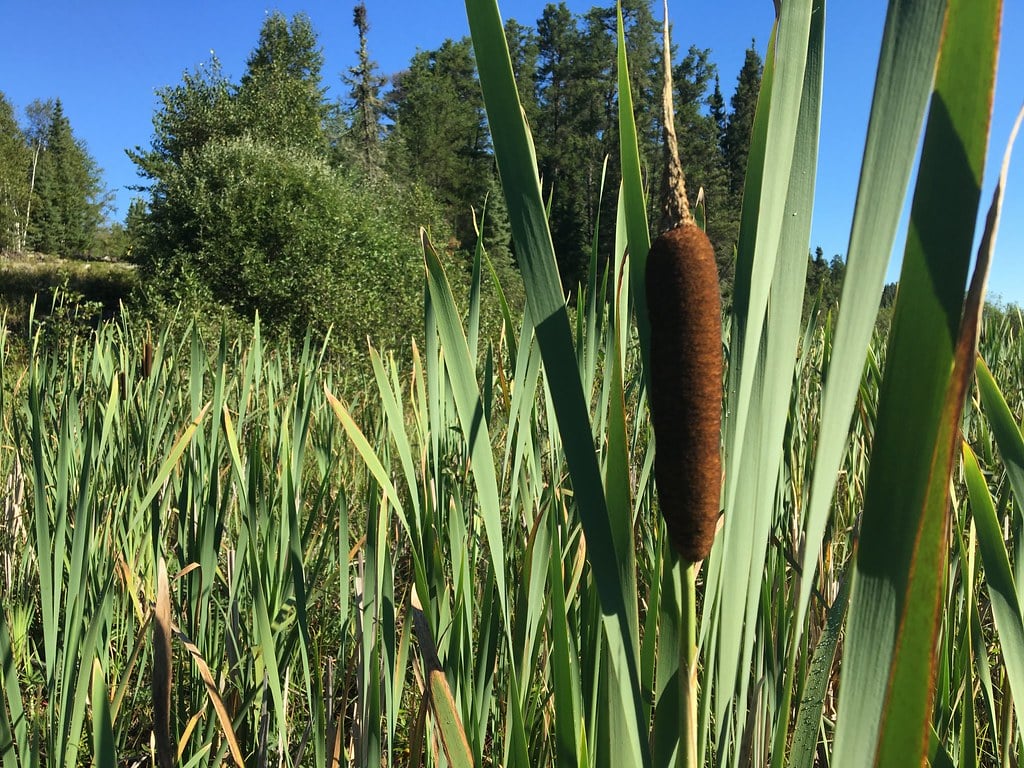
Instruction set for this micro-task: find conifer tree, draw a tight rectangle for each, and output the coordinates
[28,99,104,256]
[343,2,386,170]
[709,75,727,147]
[504,18,540,129]
[534,2,611,291]
[724,41,762,198]
[387,38,489,249]
[0,92,31,251]
[673,47,735,298]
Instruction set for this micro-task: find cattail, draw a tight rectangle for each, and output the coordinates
[646,0,723,562]
[141,336,154,380]
[647,224,722,562]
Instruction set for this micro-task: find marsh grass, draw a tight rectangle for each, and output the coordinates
[0,0,1022,765]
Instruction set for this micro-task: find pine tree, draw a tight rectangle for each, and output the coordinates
[343,2,386,170]
[504,18,540,129]
[672,47,735,298]
[534,2,611,291]
[28,100,104,256]
[386,38,490,249]
[481,166,512,266]
[709,75,727,148]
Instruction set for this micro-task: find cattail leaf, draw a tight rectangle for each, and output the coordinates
[153,558,173,768]
[0,605,27,768]
[464,0,648,763]
[616,0,651,376]
[977,354,1024,511]
[963,441,1024,725]
[787,566,850,768]
[172,622,245,766]
[91,658,115,768]
[834,0,1001,763]
[420,229,509,626]
[794,0,949,647]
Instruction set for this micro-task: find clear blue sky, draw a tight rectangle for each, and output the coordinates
[1,0,1021,304]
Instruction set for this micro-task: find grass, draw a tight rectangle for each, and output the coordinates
[0,0,1022,765]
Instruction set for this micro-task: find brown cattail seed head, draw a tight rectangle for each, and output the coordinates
[141,338,154,380]
[646,223,723,562]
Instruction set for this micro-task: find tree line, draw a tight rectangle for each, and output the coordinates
[0,2,862,350]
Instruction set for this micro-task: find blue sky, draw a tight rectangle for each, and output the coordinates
[1,0,1021,304]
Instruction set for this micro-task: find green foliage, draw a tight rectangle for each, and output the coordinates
[128,59,237,183]
[534,3,613,289]
[387,38,490,250]
[137,136,426,353]
[673,47,737,298]
[128,11,468,356]
[237,12,329,152]
[0,92,31,252]
[341,2,387,170]
[24,100,106,257]
[504,18,540,127]
[724,42,763,198]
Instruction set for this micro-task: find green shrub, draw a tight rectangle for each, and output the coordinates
[137,136,433,356]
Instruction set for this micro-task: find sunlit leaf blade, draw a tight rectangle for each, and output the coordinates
[963,441,1024,728]
[91,658,115,768]
[795,0,948,641]
[464,0,647,762]
[978,352,1024,512]
[834,0,1000,764]
[421,230,508,624]
[616,0,651,374]
[788,567,850,768]
[0,608,26,768]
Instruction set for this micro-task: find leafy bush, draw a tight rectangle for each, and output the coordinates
[137,136,432,355]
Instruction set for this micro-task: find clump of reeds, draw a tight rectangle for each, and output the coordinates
[645,4,723,563]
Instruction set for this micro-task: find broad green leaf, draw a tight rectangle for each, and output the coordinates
[977,357,1024,510]
[795,0,948,645]
[617,0,651,376]
[834,0,1000,763]
[465,0,647,762]
[421,231,509,626]
[788,567,850,768]
[964,440,1024,723]
[91,658,116,768]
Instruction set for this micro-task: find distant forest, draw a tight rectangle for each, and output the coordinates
[0,1,885,350]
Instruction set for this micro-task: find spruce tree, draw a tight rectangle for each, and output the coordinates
[28,99,104,256]
[386,38,490,250]
[724,42,762,198]
[534,2,610,291]
[504,18,540,129]
[673,47,735,299]
[709,75,727,144]
[343,2,386,170]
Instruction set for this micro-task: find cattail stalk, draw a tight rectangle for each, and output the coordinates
[647,2,723,565]
[647,4,723,766]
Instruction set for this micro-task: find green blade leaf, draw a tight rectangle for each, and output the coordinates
[833,0,1001,764]
[465,0,648,762]
[977,356,1024,511]
[795,0,949,642]
[962,441,1024,752]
